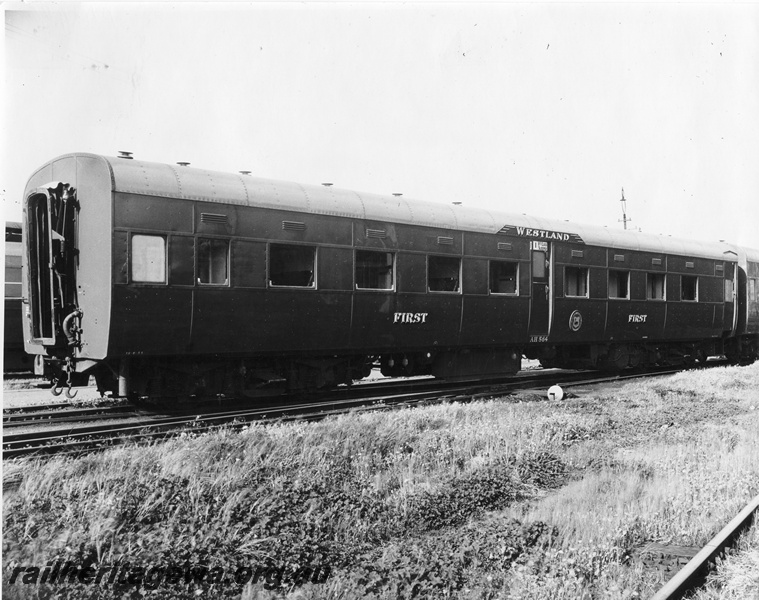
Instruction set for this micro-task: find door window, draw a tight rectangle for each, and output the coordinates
[532,251,546,279]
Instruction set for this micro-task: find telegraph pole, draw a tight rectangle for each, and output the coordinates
[619,188,632,230]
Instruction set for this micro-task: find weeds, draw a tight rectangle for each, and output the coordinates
[3,363,759,599]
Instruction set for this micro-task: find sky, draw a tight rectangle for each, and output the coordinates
[3,2,759,248]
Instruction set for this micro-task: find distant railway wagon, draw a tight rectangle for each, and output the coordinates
[4,222,31,372]
[21,153,759,399]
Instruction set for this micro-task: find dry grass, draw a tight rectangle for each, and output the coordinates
[3,363,759,599]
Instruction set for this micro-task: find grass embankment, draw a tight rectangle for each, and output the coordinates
[3,364,759,599]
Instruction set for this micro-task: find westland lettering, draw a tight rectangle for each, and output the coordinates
[515,227,571,241]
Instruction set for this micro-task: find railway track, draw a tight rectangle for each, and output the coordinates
[3,403,140,427]
[1,368,558,428]
[649,494,759,600]
[2,367,688,460]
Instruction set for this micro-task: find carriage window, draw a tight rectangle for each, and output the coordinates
[725,278,734,302]
[131,234,166,283]
[647,273,666,300]
[531,251,546,279]
[356,250,394,290]
[681,275,698,301]
[608,270,629,299]
[565,266,588,297]
[428,256,460,292]
[269,244,316,288]
[197,238,229,285]
[5,257,21,298]
[749,278,756,302]
[489,260,518,295]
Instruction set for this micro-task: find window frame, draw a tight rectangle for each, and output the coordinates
[647,272,666,301]
[354,249,396,292]
[130,233,167,285]
[268,242,317,289]
[427,254,462,294]
[489,259,519,296]
[196,237,230,286]
[564,266,589,298]
[680,274,698,302]
[608,269,630,300]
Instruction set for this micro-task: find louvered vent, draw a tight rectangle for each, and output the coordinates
[571,250,584,258]
[437,236,454,246]
[282,221,306,231]
[201,213,228,224]
[497,242,512,251]
[614,254,625,262]
[652,258,663,266]
[366,229,387,239]
[686,261,695,269]
[716,264,724,273]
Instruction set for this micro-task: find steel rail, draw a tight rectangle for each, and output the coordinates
[2,386,459,458]
[7,399,413,459]
[2,366,658,432]
[2,367,689,460]
[3,401,75,412]
[1,369,573,431]
[649,494,759,600]
[3,405,141,426]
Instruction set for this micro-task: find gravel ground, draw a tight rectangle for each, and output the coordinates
[2,383,102,408]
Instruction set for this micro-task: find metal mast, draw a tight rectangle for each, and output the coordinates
[619,188,632,230]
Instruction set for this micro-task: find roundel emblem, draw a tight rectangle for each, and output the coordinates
[569,310,583,332]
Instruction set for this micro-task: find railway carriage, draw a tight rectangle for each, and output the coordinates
[4,222,31,372]
[21,153,759,399]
